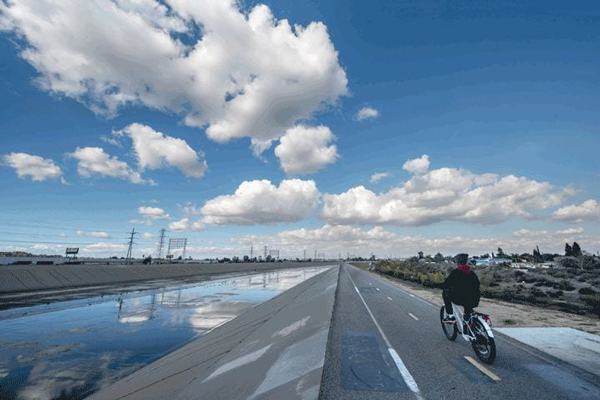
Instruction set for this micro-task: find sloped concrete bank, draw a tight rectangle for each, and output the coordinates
[0,261,333,294]
[89,265,340,400]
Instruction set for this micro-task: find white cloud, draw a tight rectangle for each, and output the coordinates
[552,200,600,223]
[356,107,379,121]
[2,152,62,181]
[168,218,205,232]
[1,0,347,152]
[115,123,207,178]
[142,232,155,240]
[321,157,570,226]
[370,172,389,183]
[82,242,127,255]
[512,229,547,238]
[555,227,584,236]
[235,224,600,258]
[201,179,320,225]
[69,147,151,184]
[77,230,110,239]
[138,206,170,220]
[274,125,337,174]
[403,154,430,174]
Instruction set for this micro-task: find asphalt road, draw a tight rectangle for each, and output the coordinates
[320,264,600,400]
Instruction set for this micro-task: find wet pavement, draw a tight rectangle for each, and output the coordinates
[0,266,332,400]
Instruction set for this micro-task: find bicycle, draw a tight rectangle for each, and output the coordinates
[440,303,496,364]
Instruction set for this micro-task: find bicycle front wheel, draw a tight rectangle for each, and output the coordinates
[471,319,496,364]
[440,305,457,341]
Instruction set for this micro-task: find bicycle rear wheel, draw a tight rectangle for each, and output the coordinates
[440,305,457,341]
[471,319,496,364]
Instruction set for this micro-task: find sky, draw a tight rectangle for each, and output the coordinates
[1,0,599,259]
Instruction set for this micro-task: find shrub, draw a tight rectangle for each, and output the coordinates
[548,290,563,299]
[579,287,598,296]
[581,294,600,316]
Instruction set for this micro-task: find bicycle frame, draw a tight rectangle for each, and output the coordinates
[451,303,494,342]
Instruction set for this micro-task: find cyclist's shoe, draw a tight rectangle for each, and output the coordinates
[443,314,456,324]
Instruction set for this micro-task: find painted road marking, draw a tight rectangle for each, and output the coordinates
[464,356,501,382]
[369,282,373,285]
[408,313,419,321]
[344,266,423,400]
[409,294,415,297]
[387,296,393,301]
[375,287,380,292]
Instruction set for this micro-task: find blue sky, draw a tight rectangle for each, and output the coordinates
[1,0,599,258]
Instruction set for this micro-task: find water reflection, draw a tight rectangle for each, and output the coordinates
[0,266,332,400]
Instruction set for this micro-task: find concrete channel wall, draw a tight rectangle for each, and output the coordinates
[0,261,334,294]
[90,266,340,400]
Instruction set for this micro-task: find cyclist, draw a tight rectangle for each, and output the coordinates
[442,253,480,324]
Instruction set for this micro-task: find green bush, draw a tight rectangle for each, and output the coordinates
[581,294,600,316]
[579,287,597,295]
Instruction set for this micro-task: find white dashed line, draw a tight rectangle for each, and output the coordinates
[344,266,423,400]
[375,287,380,292]
[387,296,393,301]
[408,313,419,321]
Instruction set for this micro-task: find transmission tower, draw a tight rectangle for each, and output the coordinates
[125,228,138,264]
[250,245,253,259]
[157,228,166,259]
[264,246,267,259]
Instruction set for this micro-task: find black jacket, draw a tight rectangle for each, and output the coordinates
[443,268,481,308]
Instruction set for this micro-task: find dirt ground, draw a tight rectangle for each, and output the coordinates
[368,269,600,336]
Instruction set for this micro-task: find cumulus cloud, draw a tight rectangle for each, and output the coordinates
[82,242,127,255]
[142,232,156,239]
[403,154,430,174]
[356,107,379,121]
[321,157,570,226]
[138,206,170,220]
[370,172,389,183]
[2,152,62,181]
[168,218,205,232]
[69,147,151,184]
[274,125,337,174]
[1,0,347,151]
[77,230,110,239]
[115,123,207,178]
[235,224,599,258]
[555,227,584,236]
[201,179,320,225]
[512,229,548,238]
[552,200,600,223]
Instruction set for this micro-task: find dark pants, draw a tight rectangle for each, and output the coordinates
[443,289,474,316]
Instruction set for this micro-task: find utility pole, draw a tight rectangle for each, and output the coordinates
[250,245,253,259]
[314,249,317,260]
[126,228,138,264]
[157,228,166,259]
[264,246,267,259]
[303,249,306,260]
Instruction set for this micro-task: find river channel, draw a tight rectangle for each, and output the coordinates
[0,266,332,400]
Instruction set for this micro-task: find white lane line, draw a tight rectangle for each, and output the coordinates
[375,287,380,292]
[408,313,419,321]
[409,294,415,297]
[387,296,393,301]
[369,282,373,285]
[343,266,423,399]
[464,356,501,382]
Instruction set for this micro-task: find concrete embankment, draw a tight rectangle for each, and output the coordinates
[90,265,340,400]
[0,261,333,294]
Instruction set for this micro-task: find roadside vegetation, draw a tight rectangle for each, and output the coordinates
[374,247,600,317]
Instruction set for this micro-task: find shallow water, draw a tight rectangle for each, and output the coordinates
[0,266,332,400]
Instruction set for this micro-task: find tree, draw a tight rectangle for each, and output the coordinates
[418,251,424,259]
[497,247,505,257]
[572,242,582,257]
[533,246,543,263]
[433,252,445,262]
[565,243,573,257]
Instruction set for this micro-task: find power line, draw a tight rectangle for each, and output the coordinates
[157,228,166,258]
[125,228,138,264]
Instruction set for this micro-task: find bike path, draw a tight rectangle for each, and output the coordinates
[320,264,600,400]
